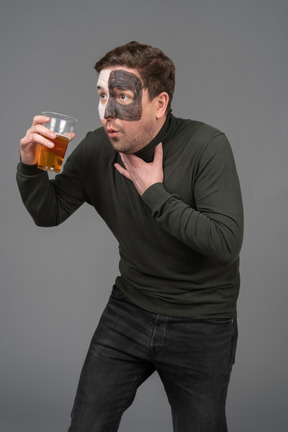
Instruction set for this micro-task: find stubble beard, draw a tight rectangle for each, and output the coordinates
[106,123,155,154]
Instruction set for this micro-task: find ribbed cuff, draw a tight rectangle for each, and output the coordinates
[141,183,178,213]
[17,161,45,176]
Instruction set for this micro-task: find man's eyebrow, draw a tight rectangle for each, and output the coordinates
[97,85,104,90]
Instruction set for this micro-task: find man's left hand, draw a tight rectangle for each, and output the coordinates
[114,142,164,196]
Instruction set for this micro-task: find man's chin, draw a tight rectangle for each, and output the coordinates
[106,133,139,154]
[108,137,126,152]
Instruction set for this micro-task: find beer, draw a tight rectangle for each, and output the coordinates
[38,133,70,173]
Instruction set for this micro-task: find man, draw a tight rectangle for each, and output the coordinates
[17,41,244,432]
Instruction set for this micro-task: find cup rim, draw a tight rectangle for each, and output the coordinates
[41,111,78,123]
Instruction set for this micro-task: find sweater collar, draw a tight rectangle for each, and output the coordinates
[134,113,177,162]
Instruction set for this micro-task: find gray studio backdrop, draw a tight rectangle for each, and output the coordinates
[1,0,287,431]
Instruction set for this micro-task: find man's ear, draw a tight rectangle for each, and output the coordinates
[155,92,169,119]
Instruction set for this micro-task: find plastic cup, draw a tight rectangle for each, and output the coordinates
[37,112,77,173]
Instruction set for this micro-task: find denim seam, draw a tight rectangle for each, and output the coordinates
[229,319,238,368]
[149,315,170,359]
[110,368,153,432]
[148,314,157,360]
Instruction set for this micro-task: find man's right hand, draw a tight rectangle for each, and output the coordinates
[19,115,56,165]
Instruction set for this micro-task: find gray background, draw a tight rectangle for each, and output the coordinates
[1,0,287,430]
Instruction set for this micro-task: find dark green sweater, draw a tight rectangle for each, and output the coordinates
[16,114,244,318]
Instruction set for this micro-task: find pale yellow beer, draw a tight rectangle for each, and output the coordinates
[38,133,70,173]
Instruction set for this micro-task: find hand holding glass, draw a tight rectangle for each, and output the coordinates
[38,112,77,173]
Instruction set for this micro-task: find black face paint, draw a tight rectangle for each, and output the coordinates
[104,70,142,121]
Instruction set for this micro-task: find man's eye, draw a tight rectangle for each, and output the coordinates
[99,93,108,101]
[119,94,131,104]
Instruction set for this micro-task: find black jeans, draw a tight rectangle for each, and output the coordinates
[68,286,238,432]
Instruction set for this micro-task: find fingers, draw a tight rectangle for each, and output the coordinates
[116,143,163,174]
[114,153,138,181]
[32,115,51,126]
[114,162,131,180]
[31,123,53,135]
[21,117,56,149]
[20,132,54,149]
[114,142,163,179]
[118,153,136,172]
[114,144,164,195]
[69,132,76,141]
[20,114,57,165]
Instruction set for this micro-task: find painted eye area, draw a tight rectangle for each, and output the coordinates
[119,94,129,102]
[116,89,134,105]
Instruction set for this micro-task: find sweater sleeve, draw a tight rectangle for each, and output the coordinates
[16,141,85,227]
[141,134,244,265]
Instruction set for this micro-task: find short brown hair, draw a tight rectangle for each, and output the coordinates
[95,41,175,114]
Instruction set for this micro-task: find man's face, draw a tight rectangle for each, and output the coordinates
[98,69,143,122]
[97,67,159,154]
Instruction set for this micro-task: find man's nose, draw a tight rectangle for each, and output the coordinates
[104,99,117,119]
